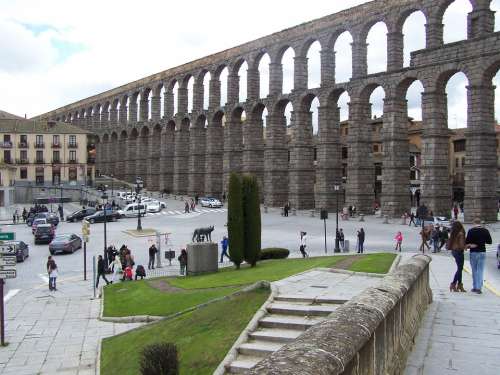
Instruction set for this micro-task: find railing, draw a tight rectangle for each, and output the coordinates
[35,159,45,164]
[0,141,13,148]
[18,142,29,148]
[16,159,29,164]
[68,143,78,148]
[3,159,12,164]
[51,143,61,148]
[52,159,61,164]
[68,159,78,164]
[34,143,45,149]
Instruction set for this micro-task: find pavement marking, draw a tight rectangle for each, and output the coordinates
[463,266,500,297]
[168,211,175,214]
[175,211,183,215]
[4,289,20,303]
[162,212,167,215]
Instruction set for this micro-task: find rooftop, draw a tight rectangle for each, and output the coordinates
[0,117,90,135]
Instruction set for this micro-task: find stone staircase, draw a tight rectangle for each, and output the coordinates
[225,295,347,374]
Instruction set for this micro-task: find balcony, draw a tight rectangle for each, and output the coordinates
[34,143,45,149]
[51,143,61,149]
[68,143,78,149]
[35,159,45,164]
[18,142,29,148]
[68,159,78,164]
[1,141,13,148]
[3,158,13,164]
[16,159,29,164]
[52,159,61,164]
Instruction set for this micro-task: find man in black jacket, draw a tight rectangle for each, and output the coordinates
[96,255,110,287]
[148,244,158,270]
[466,218,492,294]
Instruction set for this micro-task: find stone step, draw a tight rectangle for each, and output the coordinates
[226,355,262,374]
[238,340,285,357]
[259,314,325,330]
[274,295,348,305]
[267,302,337,316]
[249,328,303,343]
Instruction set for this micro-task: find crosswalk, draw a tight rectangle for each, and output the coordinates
[146,208,227,217]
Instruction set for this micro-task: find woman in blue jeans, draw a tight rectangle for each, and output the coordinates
[447,221,466,292]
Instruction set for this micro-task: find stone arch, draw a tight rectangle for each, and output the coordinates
[363,20,389,74]
[254,51,271,99]
[440,0,473,43]
[182,74,195,113]
[303,39,322,89]
[231,58,249,103]
[330,30,353,83]
[188,114,207,196]
[398,10,427,67]
[197,69,211,110]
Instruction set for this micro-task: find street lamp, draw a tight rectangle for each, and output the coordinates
[101,186,109,265]
[135,176,143,231]
[59,182,64,220]
[334,184,341,253]
[110,174,114,198]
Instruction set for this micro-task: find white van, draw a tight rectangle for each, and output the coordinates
[118,203,147,218]
[116,192,128,199]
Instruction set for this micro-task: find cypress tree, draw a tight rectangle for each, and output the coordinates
[243,175,261,267]
[227,173,244,269]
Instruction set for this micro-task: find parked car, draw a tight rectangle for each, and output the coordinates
[49,233,82,254]
[3,241,29,262]
[32,212,59,227]
[66,208,97,222]
[34,224,55,244]
[199,197,223,208]
[84,210,121,224]
[32,218,48,234]
[118,203,147,218]
[146,200,166,213]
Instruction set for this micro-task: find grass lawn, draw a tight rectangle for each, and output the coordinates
[103,253,396,317]
[101,287,269,375]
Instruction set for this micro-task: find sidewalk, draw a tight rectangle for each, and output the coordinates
[404,253,500,375]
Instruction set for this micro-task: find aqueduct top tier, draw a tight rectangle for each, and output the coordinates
[35,0,500,221]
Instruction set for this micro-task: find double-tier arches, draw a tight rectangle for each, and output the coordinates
[188,115,207,196]
[205,111,225,197]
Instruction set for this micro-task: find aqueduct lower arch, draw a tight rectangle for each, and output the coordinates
[37,0,500,221]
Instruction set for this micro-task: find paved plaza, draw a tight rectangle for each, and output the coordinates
[1,194,499,374]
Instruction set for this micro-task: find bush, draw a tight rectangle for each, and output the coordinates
[228,173,244,269]
[242,175,261,267]
[259,248,290,260]
[140,342,179,375]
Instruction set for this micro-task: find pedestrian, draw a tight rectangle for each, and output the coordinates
[184,201,190,213]
[12,211,17,224]
[431,225,440,253]
[135,265,146,280]
[394,231,403,252]
[419,225,431,253]
[338,229,345,251]
[190,199,195,212]
[111,256,122,284]
[96,255,110,288]
[46,256,58,291]
[220,235,229,263]
[222,192,226,203]
[408,212,416,227]
[357,228,365,253]
[446,221,467,292]
[178,249,188,275]
[195,195,199,205]
[299,232,308,258]
[58,204,63,220]
[106,245,117,267]
[466,218,492,294]
[148,243,158,269]
[22,208,27,223]
[453,205,459,220]
[439,227,449,251]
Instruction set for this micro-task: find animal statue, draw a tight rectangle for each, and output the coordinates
[192,226,215,243]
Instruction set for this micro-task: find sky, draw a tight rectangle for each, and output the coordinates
[0,0,499,130]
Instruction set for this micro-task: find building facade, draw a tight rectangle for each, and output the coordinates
[34,0,500,221]
[0,118,94,189]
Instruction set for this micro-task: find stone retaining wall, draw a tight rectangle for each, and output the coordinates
[247,254,432,375]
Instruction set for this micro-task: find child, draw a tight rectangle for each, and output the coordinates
[394,231,403,252]
[124,266,133,281]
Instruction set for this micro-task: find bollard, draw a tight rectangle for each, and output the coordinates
[310,209,315,218]
[383,215,389,224]
[292,208,297,216]
[264,205,268,213]
[359,214,364,222]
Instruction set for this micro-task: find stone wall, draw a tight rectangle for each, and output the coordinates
[247,255,432,375]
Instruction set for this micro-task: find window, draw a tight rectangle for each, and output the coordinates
[373,144,379,153]
[3,135,11,147]
[342,147,348,159]
[36,135,44,146]
[313,147,317,162]
[20,150,27,162]
[454,139,466,152]
[344,127,349,136]
[53,151,60,163]
[20,135,27,143]
[69,150,77,162]
[20,168,27,179]
[461,157,466,168]
[455,158,459,168]
[4,150,11,163]
[69,167,77,181]
[36,150,44,163]
[69,135,76,147]
[35,167,44,185]
[53,135,60,146]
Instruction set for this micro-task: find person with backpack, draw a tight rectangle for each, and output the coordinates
[299,232,308,258]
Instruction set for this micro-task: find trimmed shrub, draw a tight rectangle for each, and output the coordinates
[259,248,290,260]
[242,174,261,267]
[228,173,244,268]
[139,342,179,375]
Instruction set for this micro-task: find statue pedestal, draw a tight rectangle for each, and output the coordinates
[186,242,218,276]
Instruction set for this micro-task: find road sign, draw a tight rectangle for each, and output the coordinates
[0,270,16,279]
[0,245,15,255]
[0,233,15,241]
[0,257,16,267]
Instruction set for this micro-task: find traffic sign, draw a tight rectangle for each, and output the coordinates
[0,245,15,255]
[0,256,16,267]
[0,233,15,241]
[0,270,16,279]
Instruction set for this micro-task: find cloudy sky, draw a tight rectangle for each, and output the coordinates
[0,0,499,129]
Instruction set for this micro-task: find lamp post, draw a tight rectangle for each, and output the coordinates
[334,184,341,253]
[110,174,114,198]
[59,182,64,220]
[101,187,109,265]
[135,177,143,231]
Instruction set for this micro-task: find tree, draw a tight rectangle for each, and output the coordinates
[242,175,261,266]
[227,173,244,268]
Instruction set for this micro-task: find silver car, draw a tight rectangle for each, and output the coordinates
[49,233,82,255]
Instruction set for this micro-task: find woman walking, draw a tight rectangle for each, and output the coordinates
[46,256,58,291]
[447,221,467,292]
[394,231,403,252]
[299,232,308,258]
